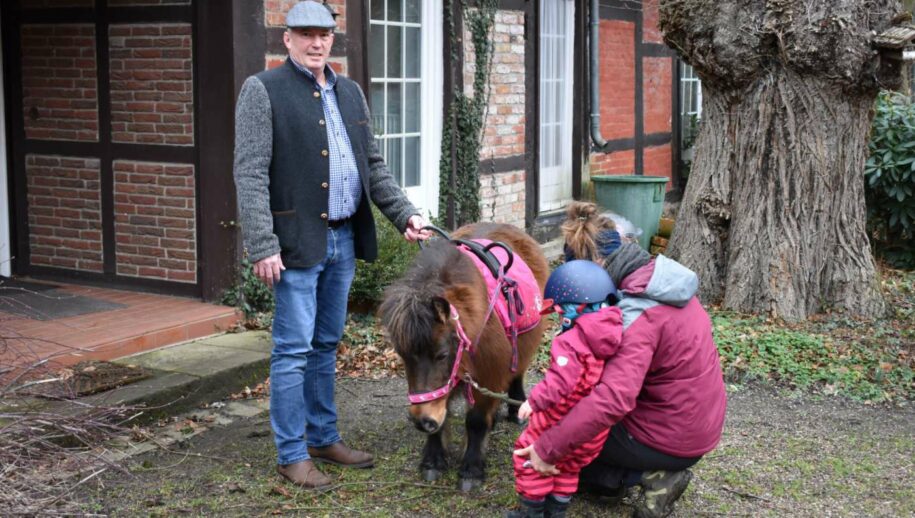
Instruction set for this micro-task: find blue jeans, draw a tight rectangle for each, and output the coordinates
[270,222,356,465]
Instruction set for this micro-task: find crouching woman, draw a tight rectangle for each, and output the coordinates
[515,239,727,518]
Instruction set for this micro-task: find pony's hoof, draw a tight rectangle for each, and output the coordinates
[458,477,483,492]
[422,469,443,482]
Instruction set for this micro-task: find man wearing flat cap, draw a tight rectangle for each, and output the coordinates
[233,0,430,489]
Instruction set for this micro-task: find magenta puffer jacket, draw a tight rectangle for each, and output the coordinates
[534,255,727,463]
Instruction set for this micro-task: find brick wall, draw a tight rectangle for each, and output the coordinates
[466,10,526,160]
[26,155,103,272]
[114,161,197,283]
[109,23,194,146]
[21,24,98,141]
[642,0,664,44]
[643,57,672,135]
[599,19,635,141]
[643,145,672,184]
[463,9,527,225]
[479,170,526,228]
[590,150,635,176]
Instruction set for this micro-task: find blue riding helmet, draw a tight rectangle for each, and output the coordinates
[543,259,618,308]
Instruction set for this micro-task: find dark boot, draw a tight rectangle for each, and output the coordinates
[634,469,692,518]
[505,497,545,518]
[544,495,570,517]
[578,481,625,506]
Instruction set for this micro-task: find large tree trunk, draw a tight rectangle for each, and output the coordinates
[660,0,905,320]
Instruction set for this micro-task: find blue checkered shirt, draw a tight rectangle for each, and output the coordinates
[291,59,362,221]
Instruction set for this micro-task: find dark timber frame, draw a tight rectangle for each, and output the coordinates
[522,0,539,232]
[1,0,239,300]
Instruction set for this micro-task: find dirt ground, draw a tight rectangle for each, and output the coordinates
[80,376,914,517]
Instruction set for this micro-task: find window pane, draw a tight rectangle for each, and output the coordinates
[405,0,421,23]
[369,24,385,79]
[387,0,402,22]
[404,136,420,187]
[404,27,421,79]
[539,0,574,211]
[386,83,402,134]
[387,26,402,77]
[387,136,403,185]
[370,83,385,134]
[404,82,420,133]
[370,0,384,21]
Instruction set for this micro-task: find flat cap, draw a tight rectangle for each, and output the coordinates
[286,1,337,29]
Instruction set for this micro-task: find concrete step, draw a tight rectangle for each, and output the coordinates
[34,331,272,423]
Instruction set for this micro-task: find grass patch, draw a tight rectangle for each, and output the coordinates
[712,267,914,403]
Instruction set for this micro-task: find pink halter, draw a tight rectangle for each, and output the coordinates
[407,304,477,405]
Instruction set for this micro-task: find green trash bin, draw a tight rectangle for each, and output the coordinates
[591,175,669,250]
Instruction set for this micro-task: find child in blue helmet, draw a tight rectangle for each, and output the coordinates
[508,261,624,518]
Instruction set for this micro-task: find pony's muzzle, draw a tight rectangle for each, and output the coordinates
[408,400,446,434]
[413,416,441,434]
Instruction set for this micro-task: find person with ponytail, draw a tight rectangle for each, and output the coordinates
[523,201,728,518]
[560,201,619,263]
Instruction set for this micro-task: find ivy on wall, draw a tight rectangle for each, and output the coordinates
[438,0,499,228]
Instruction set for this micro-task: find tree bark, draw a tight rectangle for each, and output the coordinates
[660,0,904,320]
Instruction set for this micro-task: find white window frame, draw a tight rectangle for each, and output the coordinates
[0,11,10,277]
[368,0,443,218]
[680,62,702,146]
[538,0,574,213]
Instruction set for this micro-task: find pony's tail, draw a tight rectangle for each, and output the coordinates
[561,201,614,262]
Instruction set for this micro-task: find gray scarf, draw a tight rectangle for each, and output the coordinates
[605,242,651,287]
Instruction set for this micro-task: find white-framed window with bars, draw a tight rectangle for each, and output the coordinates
[538,0,574,213]
[368,0,442,216]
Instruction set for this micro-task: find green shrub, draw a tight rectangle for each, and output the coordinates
[221,258,275,323]
[865,91,915,268]
[349,207,420,307]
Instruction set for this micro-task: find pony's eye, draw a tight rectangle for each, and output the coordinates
[435,351,450,361]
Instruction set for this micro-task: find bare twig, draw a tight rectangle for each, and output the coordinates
[0,314,149,515]
[721,485,773,502]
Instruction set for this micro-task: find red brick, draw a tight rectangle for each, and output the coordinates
[110,23,194,145]
[642,145,673,189]
[599,20,635,140]
[26,155,103,272]
[167,270,197,282]
[21,24,99,141]
[113,160,197,283]
[643,57,673,134]
[590,150,636,176]
[138,267,167,278]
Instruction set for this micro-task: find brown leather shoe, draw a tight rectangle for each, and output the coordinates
[307,442,374,468]
[277,460,333,489]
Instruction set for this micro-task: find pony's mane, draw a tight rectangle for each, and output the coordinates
[379,242,469,356]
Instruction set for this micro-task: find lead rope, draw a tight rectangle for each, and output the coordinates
[462,373,524,406]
